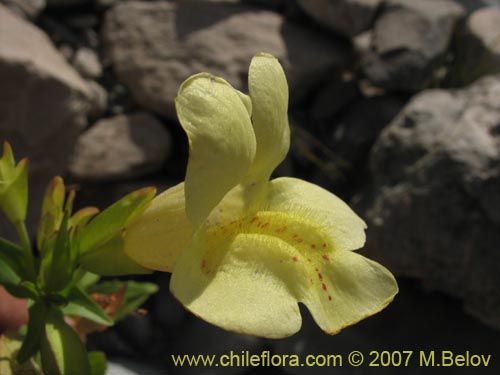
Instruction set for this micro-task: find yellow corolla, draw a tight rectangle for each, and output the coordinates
[124,53,398,338]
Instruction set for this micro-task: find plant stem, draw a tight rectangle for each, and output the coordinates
[15,221,36,280]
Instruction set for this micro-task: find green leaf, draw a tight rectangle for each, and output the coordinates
[79,234,151,276]
[37,177,66,255]
[79,187,156,254]
[90,281,158,322]
[3,281,39,300]
[88,351,107,375]
[76,271,101,290]
[17,302,46,364]
[0,238,24,286]
[0,142,29,224]
[62,286,113,326]
[40,307,92,375]
[40,215,75,293]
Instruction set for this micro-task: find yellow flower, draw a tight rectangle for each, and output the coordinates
[124,53,398,338]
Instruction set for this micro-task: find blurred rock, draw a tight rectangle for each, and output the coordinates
[450,6,500,85]
[1,0,45,19]
[86,80,108,118]
[329,94,407,168]
[310,74,360,122]
[69,112,170,181]
[73,47,102,79]
[0,4,90,236]
[297,0,381,37]
[172,317,264,375]
[106,359,166,375]
[353,74,500,330]
[453,0,500,13]
[362,0,464,91]
[103,0,351,118]
[46,0,88,7]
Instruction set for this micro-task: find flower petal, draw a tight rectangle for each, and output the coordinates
[170,231,305,338]
[176,73,256,228]
[124,183,192,272]
[266,177,367,252]
[246,53,290,182]
[302,250,398,334]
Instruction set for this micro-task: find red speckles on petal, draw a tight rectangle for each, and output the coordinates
[310,244,316,249]
[250,217,258,224]
[201,259,207,269]
[318,273,323,281]
[322,254,329,261]
[275,226,287,233]
[322,283,328,291]
[292,256,298,262]
[328,295,332,301]
[322,243,327,248]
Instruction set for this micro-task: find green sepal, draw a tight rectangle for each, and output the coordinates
[88,351,107,375]
[79,187,156,254]
[89,280,158,322]
[17,301,46,364]
[40,307,92,375]
[79,234,151,276]
[62,286,113,326]
[77,187,155,276]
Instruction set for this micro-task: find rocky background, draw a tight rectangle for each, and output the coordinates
[1,0,500,374]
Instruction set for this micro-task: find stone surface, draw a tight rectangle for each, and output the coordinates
[453,0,500,13]
[353,74,500,329]
[310,74,360,122]
[69,112,170,181]
[297,0,381,37]
[73,47,102,79]
[0,4,90,236]
[361,0,464,91]
[103,0,351,118]
[451,6,500,85]
[86,80,108,118]
[329,94,407,169]
[1,0,45,18]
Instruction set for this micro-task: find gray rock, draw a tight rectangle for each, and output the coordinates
[310,74,360,122]
[0,4,90,237]
[1,0,45,18]
[173,318,264,375]
[329,94,407,168]
[453,0,500,13]
[106,359,166,375]
[69,112,170,181]
[102,0,351,118]
[451,6,500,85]
[297,0,381,37]
[73,47,102,79]
[86,80,108,118]
[361,0,464,91]
[46,0,88,7]
[353,74,500,329]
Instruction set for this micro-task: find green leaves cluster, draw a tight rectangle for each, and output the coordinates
[0,142,158,375]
